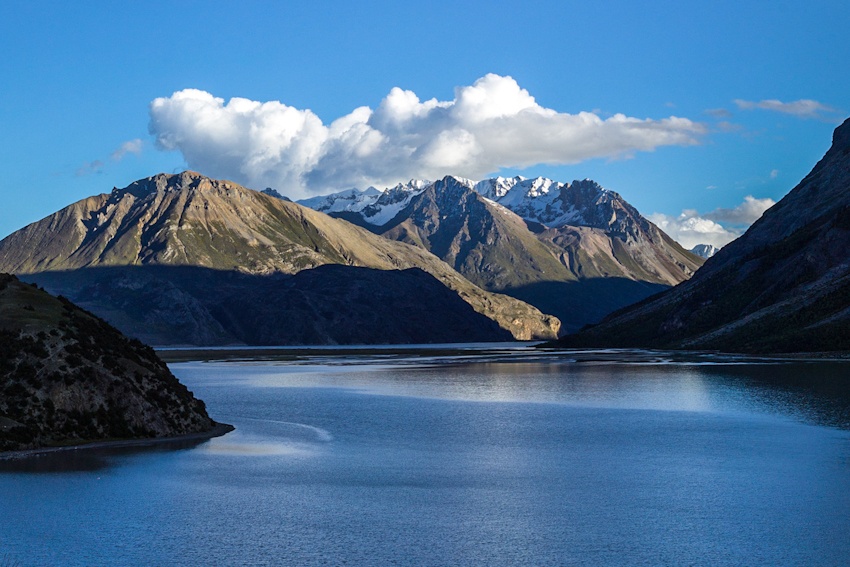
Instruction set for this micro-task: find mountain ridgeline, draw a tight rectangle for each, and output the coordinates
[298,175,703,332]
[0,172,558,345]
[558,117,850,353]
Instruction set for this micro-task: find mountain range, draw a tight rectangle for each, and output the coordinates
[0,172,558,345]
[296,175,703,331]
[557,117,850,353]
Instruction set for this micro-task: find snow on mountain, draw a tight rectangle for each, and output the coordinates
[296,181,429,225]
[299,175,635,234]
[690,244,719,259]
[473,176,523,199]
[296,186,382,213]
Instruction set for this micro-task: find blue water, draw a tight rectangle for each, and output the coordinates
[2,350,850,566]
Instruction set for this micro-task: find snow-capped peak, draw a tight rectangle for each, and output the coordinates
[297,187,382,213]
[473,176,523,199]
[298,175,629,231]
[690,243,720,259]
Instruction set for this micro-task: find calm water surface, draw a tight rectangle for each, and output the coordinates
[2,348,850,566]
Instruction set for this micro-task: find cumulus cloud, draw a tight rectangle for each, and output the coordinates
[650,195,776,249]
[734,98,838,120]
[704,195,776,225]
[148,74,705,197]
[111,138,143,161]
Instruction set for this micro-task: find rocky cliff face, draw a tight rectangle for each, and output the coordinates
[559,117,850,353]
[0,172,558,342]
[0,274,216,452]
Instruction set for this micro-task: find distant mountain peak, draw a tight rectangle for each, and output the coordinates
[260,188,290,201]
[690,244,719,259]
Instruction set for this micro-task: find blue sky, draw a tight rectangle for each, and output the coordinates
[1,0,847,247]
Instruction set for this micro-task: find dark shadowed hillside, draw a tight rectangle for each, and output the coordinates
[24,265,513,346]
[557,117,850,353]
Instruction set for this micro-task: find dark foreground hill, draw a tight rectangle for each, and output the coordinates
[0,273,219,452]
[558,117,850,353]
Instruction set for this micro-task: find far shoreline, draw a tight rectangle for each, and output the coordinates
[154,343,850,364]
[0,422,235,461]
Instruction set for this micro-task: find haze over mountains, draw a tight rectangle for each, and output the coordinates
[559,117,850,353]
[296,175,703,331]
[0,172,558,345]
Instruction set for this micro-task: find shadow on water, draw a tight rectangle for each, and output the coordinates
[0,434,217,474]
[700,361,850,430]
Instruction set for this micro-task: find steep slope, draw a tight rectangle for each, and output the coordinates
[0,273,219,452]
[379,177,572,291]
[559,118,850,353]
[299,175,701,332]
[0,172,558,342]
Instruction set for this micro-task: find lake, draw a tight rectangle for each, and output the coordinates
[2,346,850,566]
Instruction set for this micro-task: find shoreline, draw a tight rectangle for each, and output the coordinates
[155,344,850,364]
[156,342,539,362]
[0,422,235,461]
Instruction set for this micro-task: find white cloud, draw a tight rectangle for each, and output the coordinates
[650,195,776,250]
[148,74,706,198]
[734,98,837,120]
[769,169,779,179]
[111,138,143,161]
[704,195,776,225]
[649,212,737,250]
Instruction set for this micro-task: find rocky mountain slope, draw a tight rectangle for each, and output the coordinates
[0,172,558,343]
[0,273,218,452]
[297,175,702,331]
[558,117,850,353]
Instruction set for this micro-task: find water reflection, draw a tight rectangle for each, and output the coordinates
[0,434,217,473]
[176,352,850,433]
[3,351,850,566]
